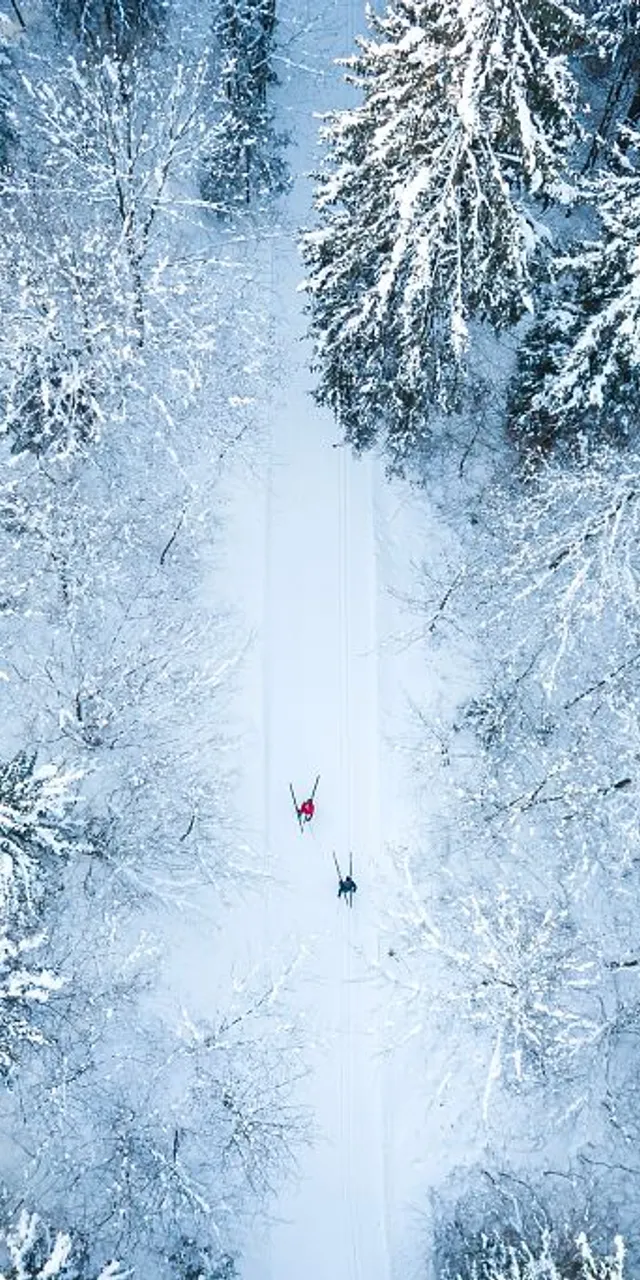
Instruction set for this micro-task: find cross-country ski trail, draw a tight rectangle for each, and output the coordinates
[192,0,394,1271]
[238,1,391,1271]
[235,232,392,1278]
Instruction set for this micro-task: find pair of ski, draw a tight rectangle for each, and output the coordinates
[289,774,320,834]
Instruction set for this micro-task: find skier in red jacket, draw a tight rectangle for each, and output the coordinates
[290,776,319,832]
[299,796,315,823]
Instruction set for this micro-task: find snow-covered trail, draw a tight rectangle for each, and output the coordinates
[242,245,390,1280]
[233,2,393,1272]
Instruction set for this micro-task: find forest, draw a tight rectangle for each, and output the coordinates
[0,0,639,1277]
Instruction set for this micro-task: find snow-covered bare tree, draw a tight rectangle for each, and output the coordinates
[508,148,640,454]
[0,425,248,907]
[0,37,248,458]
[201,0,289,211]
[389,870,607,1112]
[438,1224,625,1280]
[451,449,640,901]
[301,0,585,466]
[0,3,281,1262]
[492,447,640,691]
[9,961,307,1277]
[0,211,135,458]
[431,1167,630,1280]
[394,440,640,1126]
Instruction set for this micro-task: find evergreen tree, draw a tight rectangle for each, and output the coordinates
[201,0,289,212]
[593,0,640,56]
[168,1240,237,1280]
[584,2,640,168]
[0,933,64,1079]
[0,751,82,928]
[52,0,167,61]
[0,1210,124,1279]
[508,149,640,454]
[0,48,17,173]
[301,0,585,466]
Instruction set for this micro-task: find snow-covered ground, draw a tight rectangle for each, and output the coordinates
[222,74,394,1280]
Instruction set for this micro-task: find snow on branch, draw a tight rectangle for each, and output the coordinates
[0,931,65,1079]
[302,0,584,463]
[0,1209,128,1280]
[495,450,640,692]
[509,152,640,454]
[439,1222,625,1280]
[389,872,608,1112]
[0,751,84,930]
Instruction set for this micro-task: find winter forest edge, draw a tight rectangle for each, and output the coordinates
[0,0,639,1277]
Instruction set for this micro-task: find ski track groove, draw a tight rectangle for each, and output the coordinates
[341,453,360,1280]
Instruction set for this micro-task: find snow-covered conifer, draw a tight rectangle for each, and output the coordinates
[0,932,64,1078]
[592,0,640,58]
[582,3,640,167]
[52,0,167,60]
[168,1239,237,1280]
[0,752,76,1077]
[0,1209,126,1280]
[0,47,17,172]
[508,152,640,452]
[0,751,82,928]
[201,0,289,211]
[301,0,585,464]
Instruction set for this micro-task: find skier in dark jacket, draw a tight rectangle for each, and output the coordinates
[338,874,357,901]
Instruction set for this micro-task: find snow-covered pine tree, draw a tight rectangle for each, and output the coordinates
[301,0,585,466]
[201,0,289,212]
[592,0,640,57]
[168,1239,237,1280]
[583,2,640,168]
[0,751,82,927]
[0,1209,125,1279]
[507,148,640,454]
[0,933,65,1079]
[52,0,167,61]
[0,47,17,172]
